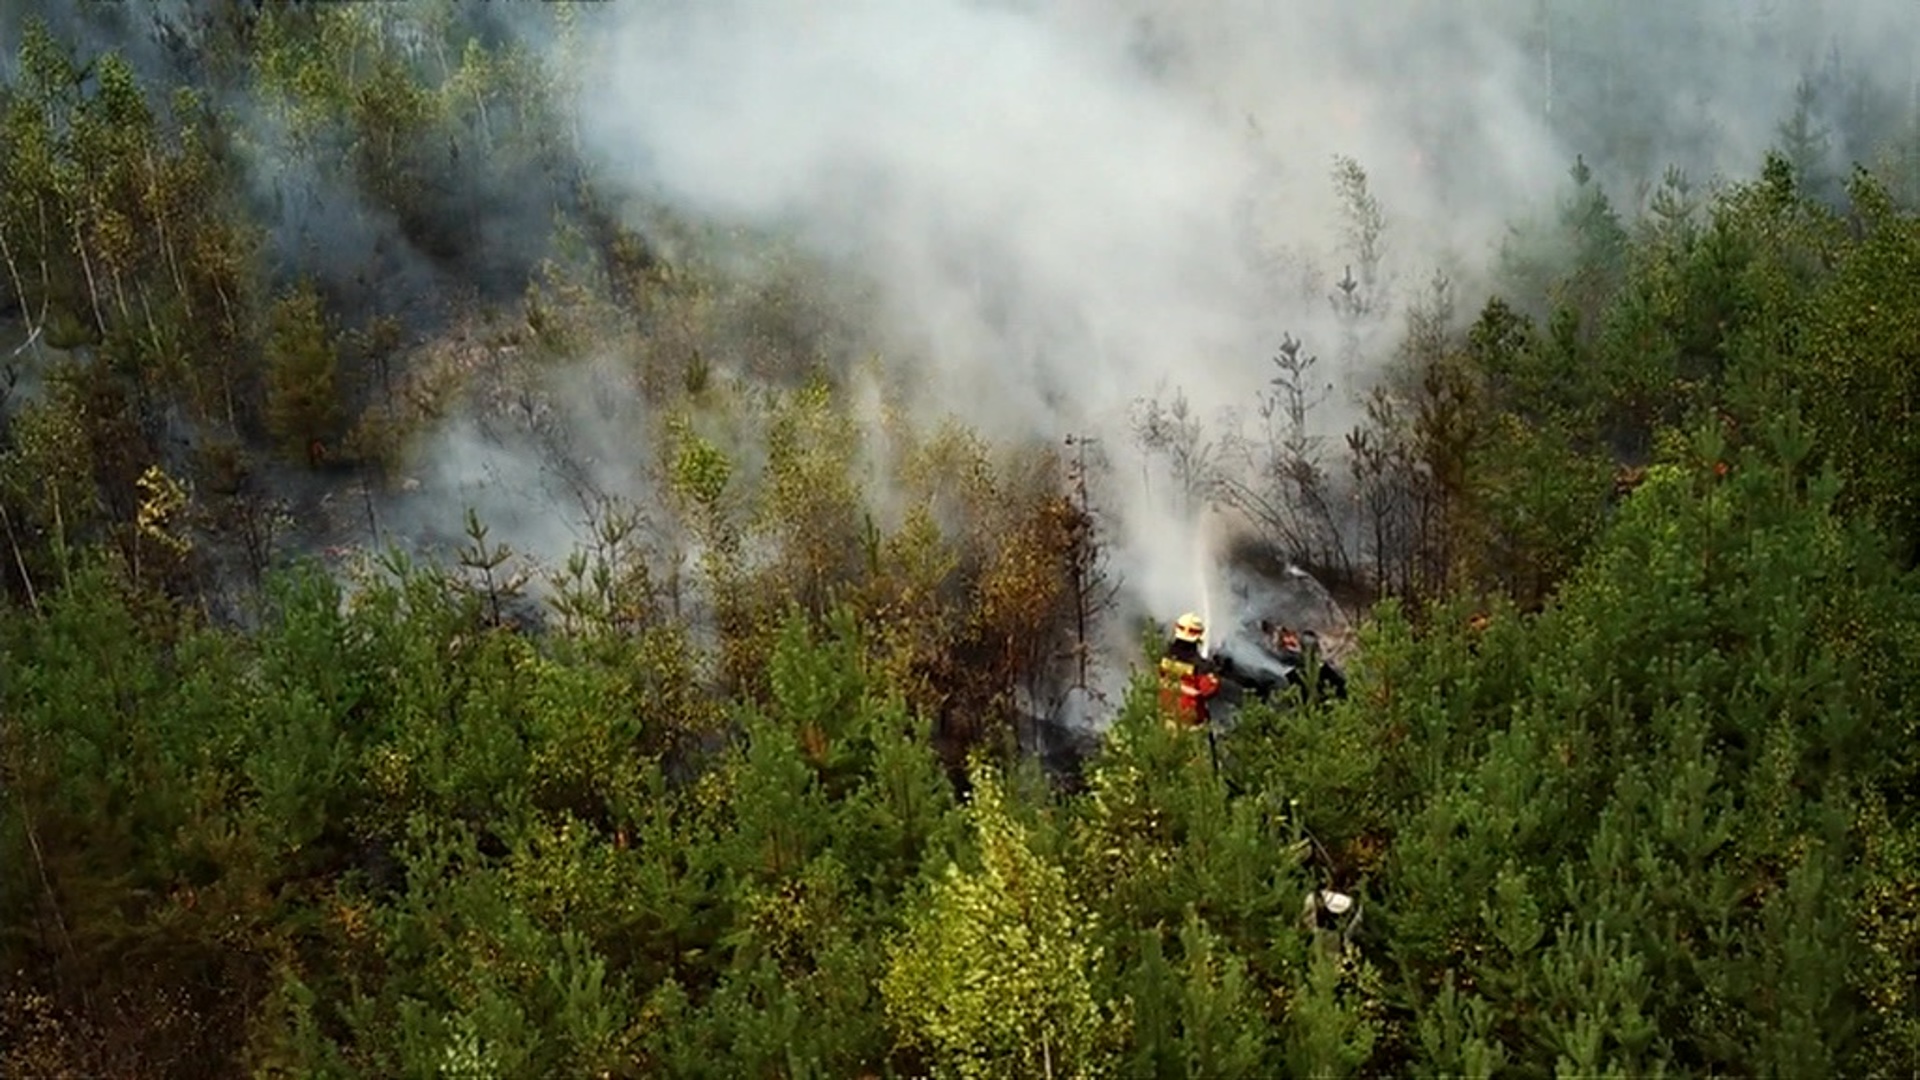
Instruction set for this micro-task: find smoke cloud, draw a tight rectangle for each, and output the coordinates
[551,0,1920,683]
[571,2,1312,644]
[15,1,1915,694]
[563,0,1911,652]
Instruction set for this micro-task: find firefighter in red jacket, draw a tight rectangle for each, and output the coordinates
[1158,612,1223,729]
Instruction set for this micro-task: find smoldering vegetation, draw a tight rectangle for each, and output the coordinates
[3,0,1920,657]
[565,0,1920,625]
[2,0,1917,674]
[0,0,1904,732]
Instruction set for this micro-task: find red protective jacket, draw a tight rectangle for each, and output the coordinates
[1158,652,1222,727]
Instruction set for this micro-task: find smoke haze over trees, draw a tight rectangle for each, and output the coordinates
[2,2,1919,1076]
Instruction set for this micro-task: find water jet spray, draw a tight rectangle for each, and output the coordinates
[1194,511,1216,657]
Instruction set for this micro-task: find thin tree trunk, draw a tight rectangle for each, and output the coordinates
[49,485,71,591]
[0,502,41,615]
[138,284,172,394]
[69,212,105,334]
[23,808,84,1010]
[148,145,192,316]
[36,199,54,301]
[0,225,52,349]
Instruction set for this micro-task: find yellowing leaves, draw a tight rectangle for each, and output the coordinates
[135,464,191,554]
[668,420,734,511]
[882,762,1112,1078]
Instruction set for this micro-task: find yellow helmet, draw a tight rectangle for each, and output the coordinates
[1173,612,1205,643]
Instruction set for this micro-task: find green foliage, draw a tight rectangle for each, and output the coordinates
[756,373,865,610]
[883,759,1111,1078]
[1371,416,1916,1075]
[1120,910,1270,1079]
[1495,155,1630,332]
[669,416,735,512]
[1,18,254,418]
[1793,170,1920,558]
[1465,412,1615,604]
[0,372,98,567]
[263,280,343,459]
[1854,795,1920,1078]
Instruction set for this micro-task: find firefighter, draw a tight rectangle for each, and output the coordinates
[1299,629,1349,700]
[1159,612,1223,729]
[1263,621,1348,702]
[1301,887,1363,960]
[1261,620,1301,659]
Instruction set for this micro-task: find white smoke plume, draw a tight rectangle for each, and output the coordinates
[15,0,1914,686]
[569,2,1356,637]
[555,0,1916,671]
